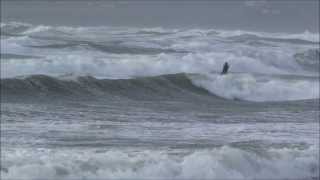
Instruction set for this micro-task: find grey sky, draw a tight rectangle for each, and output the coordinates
[1,0,319,33]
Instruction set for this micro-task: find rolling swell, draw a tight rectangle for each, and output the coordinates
[25,37,187,55]
[228,34,318,45]
[1,73,215,102]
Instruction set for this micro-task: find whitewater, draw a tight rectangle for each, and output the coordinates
[1,22,319,180]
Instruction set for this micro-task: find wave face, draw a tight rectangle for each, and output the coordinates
[1,22,319,102]
[1,73,318,102]
[1,74,214,102]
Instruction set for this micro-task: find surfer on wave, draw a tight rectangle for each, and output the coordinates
[221,62,229,75]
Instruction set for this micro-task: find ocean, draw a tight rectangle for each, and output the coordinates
[0,2,319,179]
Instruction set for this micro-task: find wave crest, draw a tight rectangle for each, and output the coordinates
[1,74,212,101]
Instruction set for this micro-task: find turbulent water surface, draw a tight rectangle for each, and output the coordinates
[1,22,319,180]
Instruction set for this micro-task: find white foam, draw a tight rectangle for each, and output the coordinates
[190,73,319,102]
[216,29,320,43]
[2,23,315,78]
[2,146,318,180]
[1,49,313,79]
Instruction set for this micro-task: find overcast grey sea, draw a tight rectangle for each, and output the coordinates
[1,1,319,180]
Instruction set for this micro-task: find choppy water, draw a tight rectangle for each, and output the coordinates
[1,22,319,180]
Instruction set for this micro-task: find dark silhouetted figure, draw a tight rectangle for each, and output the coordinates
[221,62,229,75]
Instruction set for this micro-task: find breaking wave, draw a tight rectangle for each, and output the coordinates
[2,22,319,77]
[1,73,318,102]
[1,22,319,102]
[190,73,319,102]
[1,22,319,42]
[2,145,318,180]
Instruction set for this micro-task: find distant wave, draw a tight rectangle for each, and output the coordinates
[1,73,318,102]
[1,53,41,59]
[216,29,319,43]
[23,39,186,55]
[2,22,319,43]
[2,22,318,78]
[227,34,318,45]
